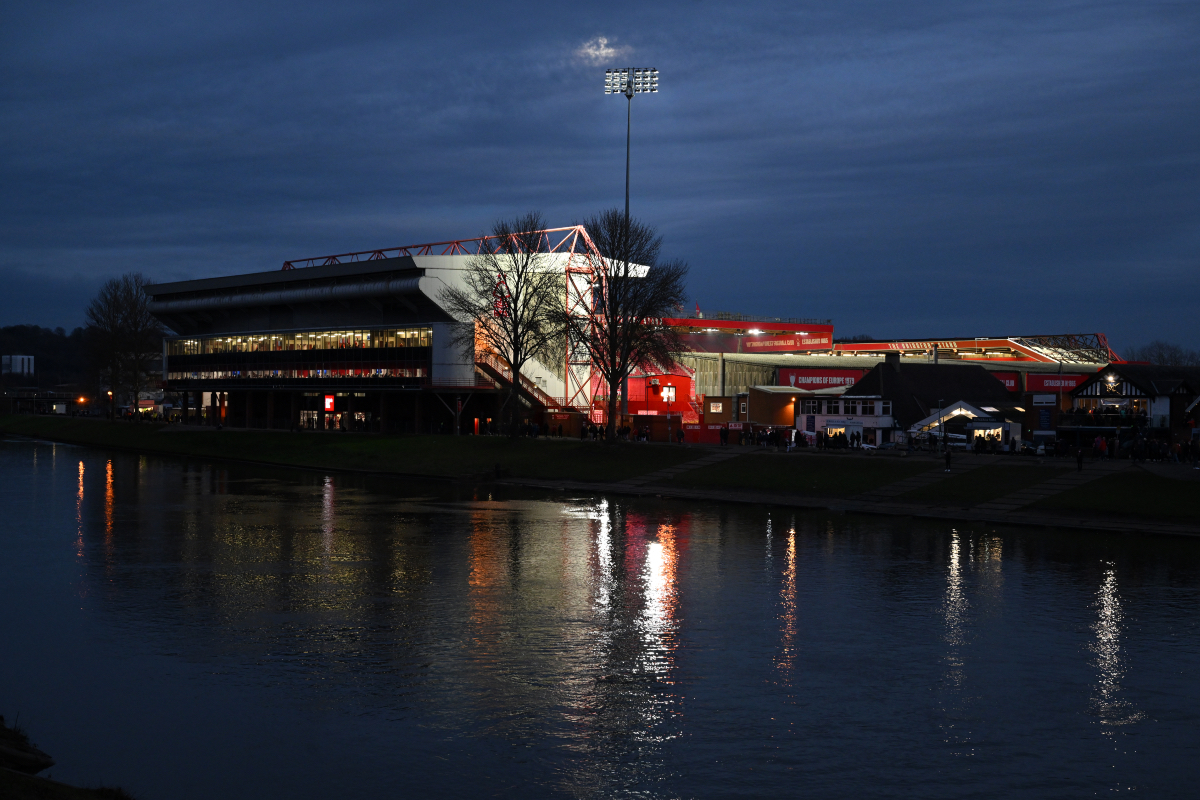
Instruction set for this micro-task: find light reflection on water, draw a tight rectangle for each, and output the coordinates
[1091,564,1145,732]
[4,438,1200,799]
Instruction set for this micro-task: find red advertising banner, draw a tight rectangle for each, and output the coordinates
[778,368,865,390]
[1026,374,1086,392]
[992,372,1020,391]
[743,334,832,352]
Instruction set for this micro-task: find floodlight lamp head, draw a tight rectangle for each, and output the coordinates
[605,67,658,96]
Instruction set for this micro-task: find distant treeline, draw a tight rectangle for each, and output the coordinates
[1124,340,1200,366]
[0,325,91,388]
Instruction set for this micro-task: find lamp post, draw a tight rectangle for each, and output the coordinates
[605,67,658,424]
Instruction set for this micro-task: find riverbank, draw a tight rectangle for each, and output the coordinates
[0,716,131,800]
[3,414,1197,534]
[0,414,700,482]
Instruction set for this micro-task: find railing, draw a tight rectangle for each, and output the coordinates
[281,226,602,270]
[679,311,832,325]
[429,375,499,389]
[475,353,583,412]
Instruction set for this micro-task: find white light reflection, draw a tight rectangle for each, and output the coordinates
[1090,564,1144,732]
[594,499,613,612]
[938,529,972,751]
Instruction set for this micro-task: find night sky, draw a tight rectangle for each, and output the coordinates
[3,1,1197,352]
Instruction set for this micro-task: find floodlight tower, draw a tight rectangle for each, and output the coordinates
[605,67,658,422]
[605,67,658,230]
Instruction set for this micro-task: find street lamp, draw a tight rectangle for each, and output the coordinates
[605,67,657,423]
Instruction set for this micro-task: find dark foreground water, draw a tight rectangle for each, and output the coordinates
[3,437,1200,798]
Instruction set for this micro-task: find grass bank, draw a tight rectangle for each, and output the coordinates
[1033,470,1200,523]
[667,451,935,496]
[0,414,697,482]
[899,464,1072,506]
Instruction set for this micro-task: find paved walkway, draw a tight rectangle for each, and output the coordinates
[499,451,1199,538]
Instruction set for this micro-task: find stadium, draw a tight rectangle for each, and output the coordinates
[145,225,1132,441]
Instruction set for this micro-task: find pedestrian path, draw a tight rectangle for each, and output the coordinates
[615,447,746,488]
[972,460,1129,513]
[854,455,998,501]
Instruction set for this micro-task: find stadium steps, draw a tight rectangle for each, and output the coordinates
[616,448,745,488]
[973,460,1130,513]
[854,456,998,501]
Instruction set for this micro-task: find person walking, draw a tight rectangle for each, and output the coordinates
[944,446,952,473]
[1076,446,1084,472]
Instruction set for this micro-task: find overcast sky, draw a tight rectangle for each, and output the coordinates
[2,1,1197,352]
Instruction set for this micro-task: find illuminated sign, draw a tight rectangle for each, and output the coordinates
[324,395,335,411]
[1026,374,1086,391]
[743,335,832,352]
[778,368,866,389]
[709,401,723,413]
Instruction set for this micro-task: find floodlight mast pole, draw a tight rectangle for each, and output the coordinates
[622,80,633,426]
[624,79,633,232]
[605,67,657,428]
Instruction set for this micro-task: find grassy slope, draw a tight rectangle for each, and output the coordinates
[1033,470,1200,523]
[898,464,1072,506]
[668,452,935,496]
[0,415,697,482]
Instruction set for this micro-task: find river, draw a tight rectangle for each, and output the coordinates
[2,436,1199,798]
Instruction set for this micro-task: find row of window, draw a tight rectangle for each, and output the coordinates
[167,327,433,356]
[800,399,891,416]
[167,367,428,380]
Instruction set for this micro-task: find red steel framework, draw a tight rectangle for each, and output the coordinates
[282,226,605,413]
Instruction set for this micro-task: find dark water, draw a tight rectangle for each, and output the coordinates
[3,437,1200,799]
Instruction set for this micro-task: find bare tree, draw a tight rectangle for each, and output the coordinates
[1124,340,1200,366]
[439,212,563,435]
[86,273,164,416]
[564,209,689,439]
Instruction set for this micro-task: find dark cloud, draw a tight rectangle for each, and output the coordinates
[2,1,1197,353]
